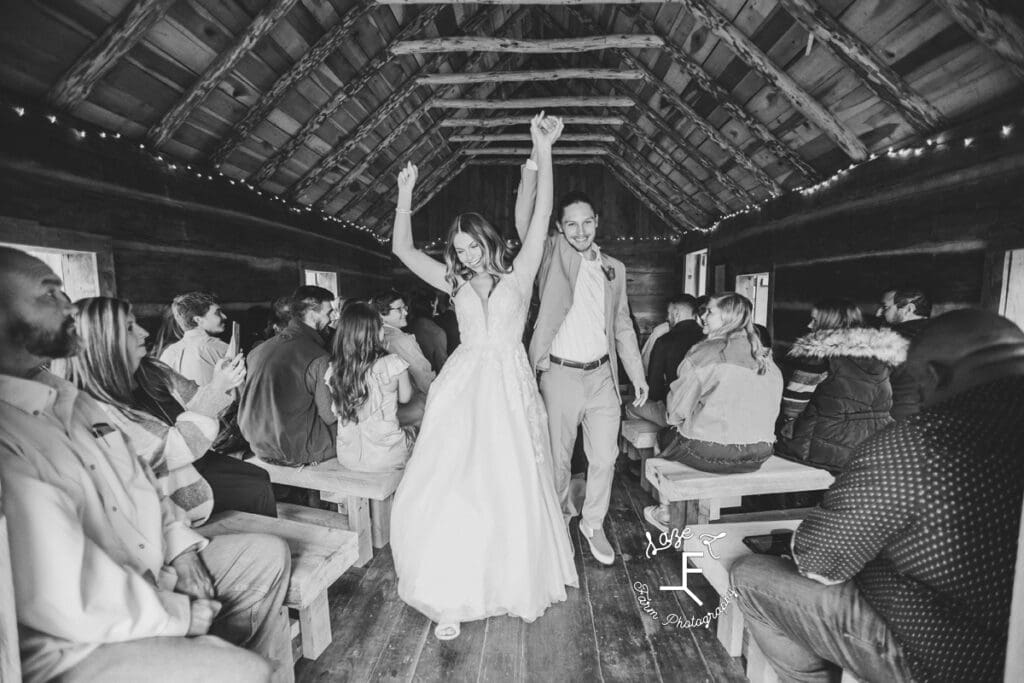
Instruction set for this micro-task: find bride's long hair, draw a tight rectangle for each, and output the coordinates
[442,213,512,294]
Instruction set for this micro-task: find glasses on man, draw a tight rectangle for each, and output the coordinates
[563,218,597,231]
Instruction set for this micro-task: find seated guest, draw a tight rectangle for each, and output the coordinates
[370,290,435,427]
[731,309,1024,682]
[775,301,908,472]
[878,287,932,420]
[239,285,337,465]
[328,302,415,472]
[643,293,782,528]
[640,308,671,373]
[646,294,703,403]
[56,297,276,518]
[407,288,448,373]
[0,247,289,682]
[152,304,183,359]
[159,291,230,385]
[434,292,461,354]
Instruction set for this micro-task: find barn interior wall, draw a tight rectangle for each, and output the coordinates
[678,107,1024,346]
[0,106,391,332]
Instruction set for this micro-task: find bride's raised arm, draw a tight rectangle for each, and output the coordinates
[391,162,448,292]
[513,113,561,280]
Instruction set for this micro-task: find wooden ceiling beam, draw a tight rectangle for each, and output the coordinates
[317,55,522,211]
[934,0,1024,80]
[609,137,713,220]
[777,0,944,132]
[46,0,177,111]
[427,96,634,109]
[209,0,380,168]
[416,68,643,85]
[439,115,625,127]
[413,154,470,214]
[288,8,530,199]
[250,3,456,184]
[603,157,693,233]
[464,146,610,155]
[451,133,616,142]
[391,35,663,54]
[615,5,818,180]
[562,6,781,196]
[675,0,868,160]
[146,0,301,148]
[536,12,752,206]
[468,157,605,166]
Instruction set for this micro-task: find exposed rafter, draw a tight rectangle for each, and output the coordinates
[451,133,615,143]
[777,0,944,132]
[610,138,711,224]
[416,68,643,85]
[465,146,609,155]
[934,0,1024,80]
[428,96,633,109]
[614,5,818,181]
[563,6,781,196]
[675,0,868,160]
[391,35,663,54]
[146,0,301,148]
[250,3,453,184]
[468,157,605,166]
[603,158,691,233]
[208,0,380,168]
[288,8,530,200]
[46,0,177,111]
[439,115,625,127]
[413,154,470,214]
[316,55,522,211]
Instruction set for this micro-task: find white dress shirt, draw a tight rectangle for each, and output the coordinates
[550,251,607,363]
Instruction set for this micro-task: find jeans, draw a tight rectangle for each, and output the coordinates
[660,432,773,473]
[730,554,915,683]
[67,532,292,683]
[194,452,277,517]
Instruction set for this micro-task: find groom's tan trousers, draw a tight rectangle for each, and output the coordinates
[539,362,621,529]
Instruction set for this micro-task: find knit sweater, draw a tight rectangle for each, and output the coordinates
[97,371,233,525]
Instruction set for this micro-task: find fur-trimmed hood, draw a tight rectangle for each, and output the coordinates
[788,327,909,366]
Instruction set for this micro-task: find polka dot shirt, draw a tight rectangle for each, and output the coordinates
[793,377,1024,682]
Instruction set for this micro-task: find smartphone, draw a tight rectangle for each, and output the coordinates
[226,321,241,358]
[742,532,794,557]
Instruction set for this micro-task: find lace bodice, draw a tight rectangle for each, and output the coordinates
[452,269,531,347]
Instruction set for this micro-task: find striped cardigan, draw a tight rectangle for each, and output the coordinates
[97,371,233,526]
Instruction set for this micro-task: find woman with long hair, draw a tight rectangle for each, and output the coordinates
[776,298,908,472]
[327,302,414,471]
[643,292,783,528]
[54,297,276,520]
[387,114,576,640]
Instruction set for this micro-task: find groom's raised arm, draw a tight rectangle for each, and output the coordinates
[514,153,538,243]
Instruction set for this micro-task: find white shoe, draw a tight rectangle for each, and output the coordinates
[579,519,615,565]
[643,505,670,534]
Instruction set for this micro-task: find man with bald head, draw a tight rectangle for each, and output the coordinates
[730,309,1024,682]
[0,247,290,682]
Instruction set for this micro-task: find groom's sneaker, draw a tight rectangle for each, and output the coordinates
[579,519,615,565]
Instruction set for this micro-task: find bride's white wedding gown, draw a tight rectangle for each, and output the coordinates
[390,266,578,624]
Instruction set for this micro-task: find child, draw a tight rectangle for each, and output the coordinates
[328,302,414,471]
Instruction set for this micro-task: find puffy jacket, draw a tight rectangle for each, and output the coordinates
[777,327,908,472]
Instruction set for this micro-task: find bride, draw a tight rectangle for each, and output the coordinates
[389,114,578,640]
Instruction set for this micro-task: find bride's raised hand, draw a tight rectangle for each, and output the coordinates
[397,162,418,196]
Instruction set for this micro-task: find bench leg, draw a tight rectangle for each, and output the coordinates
[298,591,331,660]
[370,495,392,549]
[716,602,744,657]
[638,447,653,492]
[342,495,372,567]
[667,500,700,535]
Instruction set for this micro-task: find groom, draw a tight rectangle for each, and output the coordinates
[516,157,648,565]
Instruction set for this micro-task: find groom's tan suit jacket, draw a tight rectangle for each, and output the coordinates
[518,169,645,395]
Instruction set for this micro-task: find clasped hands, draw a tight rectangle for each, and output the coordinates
[172,549,221,636]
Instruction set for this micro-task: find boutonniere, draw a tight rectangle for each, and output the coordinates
[601,264,615,281]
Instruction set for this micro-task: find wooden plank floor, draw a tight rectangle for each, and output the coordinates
[296,472,748,683]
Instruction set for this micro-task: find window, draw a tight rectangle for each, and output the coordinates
[735,272,771,327]
[304,269,338,296]
[999,249,1024,329]
[684,248,708,296]
[1,242,99,301]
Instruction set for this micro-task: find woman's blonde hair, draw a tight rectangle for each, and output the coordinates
[53,297,176,420]
[442,213,512,294]
[810,299,863,331]
[705,292,771,374]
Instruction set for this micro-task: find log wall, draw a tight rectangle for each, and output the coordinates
[0,105,391,334]
[678,105,1024,346]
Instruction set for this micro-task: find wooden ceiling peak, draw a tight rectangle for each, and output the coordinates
[934,0,1024,81]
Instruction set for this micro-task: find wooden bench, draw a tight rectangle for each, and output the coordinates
[646,455,835,532]
[201,507,359,661]
[620,419,660,491]
[250,457,403,566]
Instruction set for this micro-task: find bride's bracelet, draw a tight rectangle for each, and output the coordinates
[395,208,412,214]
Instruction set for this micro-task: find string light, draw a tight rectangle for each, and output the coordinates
[3,100,388,246]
